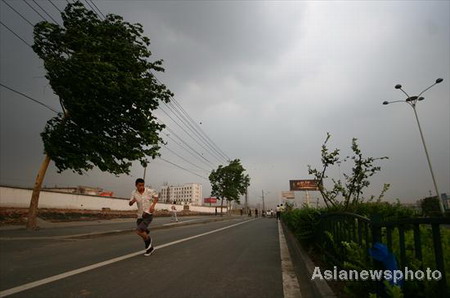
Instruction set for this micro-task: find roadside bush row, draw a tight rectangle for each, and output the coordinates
[282,202,450,297]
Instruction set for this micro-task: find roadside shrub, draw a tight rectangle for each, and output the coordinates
[281,206,321,247]
[282,201,449,297]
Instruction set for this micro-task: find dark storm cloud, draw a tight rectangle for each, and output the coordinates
[1,1,449,208]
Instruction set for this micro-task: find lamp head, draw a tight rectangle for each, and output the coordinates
[395,84,402,89]
[382,101,389,105]
[436,78,443,84]
[406,96,418,102]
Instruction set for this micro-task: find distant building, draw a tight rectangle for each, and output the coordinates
[160,183,202,206]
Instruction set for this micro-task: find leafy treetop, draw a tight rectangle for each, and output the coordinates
[209,159,250,203]
[32,1,173,175]
[308,133,389,209]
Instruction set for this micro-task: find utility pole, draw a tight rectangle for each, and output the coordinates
[261,190,265,212]
[245,187,248,214]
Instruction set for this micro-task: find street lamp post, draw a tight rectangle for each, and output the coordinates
[261,190,269,213]
[382,78,444,213]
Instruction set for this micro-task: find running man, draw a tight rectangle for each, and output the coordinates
[129,178,158,256]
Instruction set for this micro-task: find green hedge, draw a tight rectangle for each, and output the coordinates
[282,202,449,297]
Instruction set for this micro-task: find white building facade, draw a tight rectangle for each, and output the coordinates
[160,183,203,206]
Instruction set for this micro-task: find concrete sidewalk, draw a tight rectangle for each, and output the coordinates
[0,215,241,240]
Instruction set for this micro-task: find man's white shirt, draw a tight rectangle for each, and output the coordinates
[130,188,157,218]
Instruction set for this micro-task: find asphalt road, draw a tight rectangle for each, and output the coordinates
[0,217,290,298]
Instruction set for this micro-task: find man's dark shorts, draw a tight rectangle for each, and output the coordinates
[137,212,153,232]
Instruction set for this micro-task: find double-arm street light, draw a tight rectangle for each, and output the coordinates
[382,78,444,213]
[261,190,270,212]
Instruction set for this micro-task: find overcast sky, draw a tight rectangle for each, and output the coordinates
[1,1,449,209]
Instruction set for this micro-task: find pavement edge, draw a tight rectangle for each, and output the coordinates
[281,221,337,298]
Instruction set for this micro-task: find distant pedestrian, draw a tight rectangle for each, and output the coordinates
[248,209,252,217]
[240,208,243,216]
[255,208,258,218]
[171,202,178,222]
[129,178,158,257]
[215,207,218,216]
[276,205,281,220]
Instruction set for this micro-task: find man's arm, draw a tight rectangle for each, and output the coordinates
[149,194,158,213]
[129,193,136,206]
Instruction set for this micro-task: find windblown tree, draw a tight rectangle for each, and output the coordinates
[308,133,389,210]
[27,1,172,229]
[420,196,442,217]
[209,159,250,216]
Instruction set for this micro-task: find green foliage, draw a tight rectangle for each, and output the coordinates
[282,202,450,297]
[32,1,172,175]
[384,281,404,298]
[209,159,250,203]
[385,226,450,297]
[343,201,417,222]
[420,197,442,217]
[281,207,321,245]
[308,133,388,210]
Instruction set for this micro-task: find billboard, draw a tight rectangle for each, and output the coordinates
[281,191,295,199]
[204,197,218,204]
[289,180,320,191]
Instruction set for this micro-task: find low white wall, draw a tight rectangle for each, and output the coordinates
[0,186,222,214]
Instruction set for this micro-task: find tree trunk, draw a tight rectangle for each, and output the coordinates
[220,197,224,216]
[26,155,51,230]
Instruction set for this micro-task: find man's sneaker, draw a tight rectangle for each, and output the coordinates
[144,246,155,257]
[144,238,152,250]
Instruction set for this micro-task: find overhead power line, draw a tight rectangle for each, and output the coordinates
[171,96,230,161]
[158,104,225,164]
[83,0,102,20]
[2,1,34,27]
[1,1,219,181]
[31,0,60,25]
[69,1,230,167]
[0,83,60,113]
[88,0,105,19]
[162,121,215,166]
[0,82,210,181]
[162,130,215,169]
[165,100,229,162]
[162,144,210,173]
[154,76,230,162]
[48,0,63,13]
[0,20,32,47]
[23,0,50,23]
[158,157,208,181]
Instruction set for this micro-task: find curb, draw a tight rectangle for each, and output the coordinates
[281,221,337,298]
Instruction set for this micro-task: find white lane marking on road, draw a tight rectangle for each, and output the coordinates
[0,219,255,297]
[162,219,195,226]
[278,221,302,298]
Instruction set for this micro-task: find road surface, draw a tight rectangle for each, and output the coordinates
[0,217,302,298]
